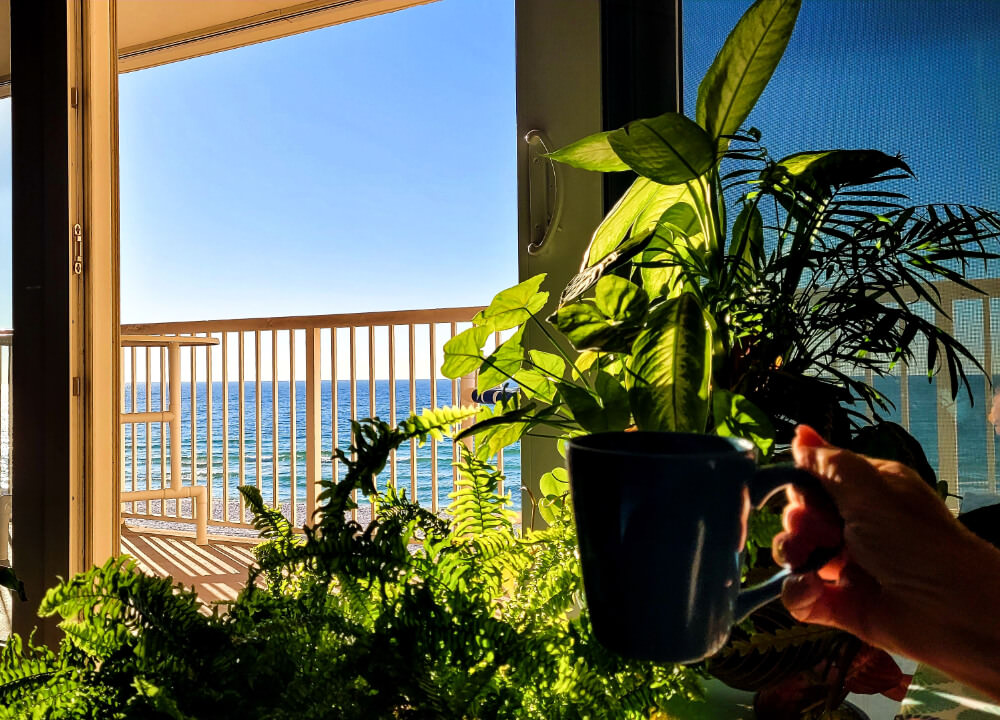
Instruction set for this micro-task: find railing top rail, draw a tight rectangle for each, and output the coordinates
[120,306,487,334]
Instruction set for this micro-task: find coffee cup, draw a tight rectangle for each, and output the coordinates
[567,430,836,664]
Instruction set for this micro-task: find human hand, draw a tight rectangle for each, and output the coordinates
[775,425,1000,700]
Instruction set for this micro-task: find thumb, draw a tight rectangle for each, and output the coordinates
[782,565,878,636]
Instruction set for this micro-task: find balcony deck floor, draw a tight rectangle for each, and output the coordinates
[121,525,260,602]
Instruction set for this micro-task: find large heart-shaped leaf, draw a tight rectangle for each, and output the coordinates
[608,113,716,185]
[696,0,801,155]
[477,327,525,393]
[474,274,549,331]
[546,131,630,172]
[551,277,647,353]
[538,467,570,524]
[442,326,492,378]
[626,293,712,432]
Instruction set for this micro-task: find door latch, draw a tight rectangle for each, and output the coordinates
[73,223,83,275]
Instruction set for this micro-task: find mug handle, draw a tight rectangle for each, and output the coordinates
[734,463,842,623]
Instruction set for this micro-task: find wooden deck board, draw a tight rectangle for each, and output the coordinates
[121,525,260,602]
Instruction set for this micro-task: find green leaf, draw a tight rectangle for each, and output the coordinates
[478,327,525,393]
[474,274,549,331]
[585,179,695,267]
[546,130,630,172]
[527,349,566,379]
[593,275,649,324]
[574,350,599,372]
[767,149,913,192]
[712,388,775,456]
[537,467,570,524]
[657,202,702,238]
[558,382,607,433]
[696,0,801,154]
[608,112,715,185]
[730,202,764,269]
[539,466,568,498]
[441,325,492,378]
[626,293,712,432]
[513,368,557,403]
[596,370,631,431]
[551,300,640,354]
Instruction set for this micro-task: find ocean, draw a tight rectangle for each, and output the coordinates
[123,379,523,516]
[121,373,1000,524]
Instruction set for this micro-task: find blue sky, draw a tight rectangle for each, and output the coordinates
[117,0,516,324]
[0,0,998,330]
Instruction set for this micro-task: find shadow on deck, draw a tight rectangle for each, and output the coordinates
[122,525,260,602]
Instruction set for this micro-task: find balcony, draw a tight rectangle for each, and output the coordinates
[114,305,525,600]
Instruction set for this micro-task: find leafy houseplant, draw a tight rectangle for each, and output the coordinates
[441,0,1000,715]
[0,409,705,718]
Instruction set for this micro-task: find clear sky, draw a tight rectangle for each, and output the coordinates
[117,0,516,325]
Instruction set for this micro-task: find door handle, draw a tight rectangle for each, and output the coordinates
[524,129,563,255]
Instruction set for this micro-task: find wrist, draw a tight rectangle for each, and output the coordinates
[929,533,1000,701]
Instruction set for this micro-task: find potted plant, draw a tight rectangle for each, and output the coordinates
[441,0,1000,716]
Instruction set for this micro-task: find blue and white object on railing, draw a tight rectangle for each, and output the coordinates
[472,386,518,404]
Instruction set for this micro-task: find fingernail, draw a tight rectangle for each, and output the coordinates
[795,425,830,448]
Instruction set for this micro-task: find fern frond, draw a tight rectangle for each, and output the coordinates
[448,446,518,537]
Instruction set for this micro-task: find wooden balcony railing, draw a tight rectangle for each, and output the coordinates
[119,307,519,535]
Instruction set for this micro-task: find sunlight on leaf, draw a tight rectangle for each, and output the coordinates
[442,325,492,378]
[546,130,630,172]
[696,0,801,155]
[474,274,549,332]
[608,113,715,185]
[626,293,712,432]
[478,327,526,393]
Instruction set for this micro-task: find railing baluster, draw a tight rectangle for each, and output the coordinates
[145,348,152,510]
[256,331,263,497]
[190,343,198,519]
[221,333,230,523]
[349,326,357,522]
[159,347,166,510]
[430,323,438,513]
[271,331,278,508]
[388,324,396,487]
[206,337,214,522]
[306,328,322,523]
[984,297,995,492]
[331,327,339,484]
[130,347,137,513]
[238,332,246,522]
[409,324,417,503]
[289,330,298,526]
[369,327,377,500]
[935,294,959,499]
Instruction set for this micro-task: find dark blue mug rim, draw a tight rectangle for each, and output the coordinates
[566,430,755,461]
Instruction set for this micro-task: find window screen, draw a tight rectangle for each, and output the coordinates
[683,0,1000,496]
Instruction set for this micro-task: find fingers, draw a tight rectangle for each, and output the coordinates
[782,563,879,635]
[792,425,884,508]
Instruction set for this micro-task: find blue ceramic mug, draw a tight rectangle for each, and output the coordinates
[567,431,836,664]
